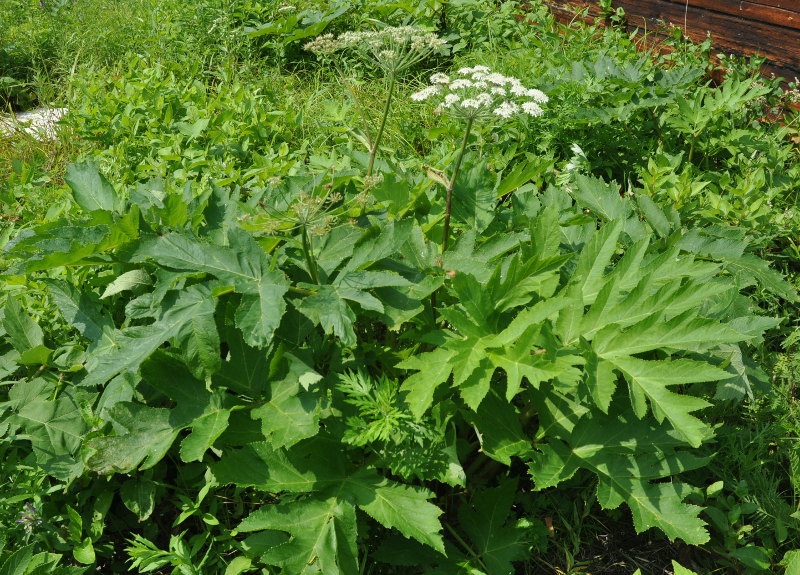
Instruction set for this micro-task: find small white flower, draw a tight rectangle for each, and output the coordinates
[509,82,528,96]
[457,67,475,75]
[472,65,490,73]
[449,79,473,90]
[430,72,451,84]
[521,101,543,117]
[485,73,508,85]
[490,87,506,96]
[461,99,480,109]
[494,100,520,118]
[411,85,441,101]
[525,88,549,103]
[444,93,460,106]
[474,92,493,105]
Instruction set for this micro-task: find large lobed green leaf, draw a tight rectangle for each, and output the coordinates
[530,412,710,544]
[130,227,288,348]
[85,353,233,473]
[80,284,216,387]
[457,480,534,575]
[216,440,445,561]
[238,496,359,575]
[252,351,322,449]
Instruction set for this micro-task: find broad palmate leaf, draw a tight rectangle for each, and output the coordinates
[530,412,710,544]
[251,350,322,449]
[130,227,288,347]
[398,253,571,416]
[5,378,92,480]
[85,353,233,472]
[294,220,415,346]
[84,402,178,474]
[217,440,445,569]
[44,279,118,355]
[4,208,139,274]
[80,284,216,386]
[238,497,359,575]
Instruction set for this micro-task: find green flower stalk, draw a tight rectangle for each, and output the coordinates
[305,26,448,178]
[412,66,548,251]
[259,188,344,285]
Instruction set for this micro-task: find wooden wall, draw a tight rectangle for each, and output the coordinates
[543,0,800,82]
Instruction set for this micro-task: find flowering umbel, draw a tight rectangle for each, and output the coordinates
[305,26,448,178]
[304,26,447,77]
[411,65,548,121]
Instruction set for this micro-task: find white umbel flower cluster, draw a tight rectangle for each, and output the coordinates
[411,65,548,121]
[305,26,447,77]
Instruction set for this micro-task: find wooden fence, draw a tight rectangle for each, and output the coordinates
[543,0,800,82]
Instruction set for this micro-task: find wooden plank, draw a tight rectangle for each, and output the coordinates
[616,0,800,75]
[658,0,800,30]
[682,0,800,13]
[745,0,800,10]
[629,29,798,82]
[543,0,800,80]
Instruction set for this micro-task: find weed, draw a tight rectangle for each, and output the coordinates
[2,1,800,574]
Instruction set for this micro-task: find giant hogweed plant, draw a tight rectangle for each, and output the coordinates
[0,154,792,572]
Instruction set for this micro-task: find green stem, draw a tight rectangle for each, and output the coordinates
[687,134,696,166]
[366,73,396,178]
[443,522,489,573]
[442,116,474,252]
[288,285,316,296]
[301,226,320,284]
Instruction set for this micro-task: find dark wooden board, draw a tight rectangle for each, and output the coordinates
[543,0,800,81]
[617,0,800,74]
[673,0,800,13]
[657,0,800,30]
[745,0,800,10]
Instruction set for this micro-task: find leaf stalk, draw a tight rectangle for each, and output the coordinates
[443,521,489,572]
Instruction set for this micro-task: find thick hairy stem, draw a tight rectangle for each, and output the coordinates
[367,73,396,178]
[442,116,474,252]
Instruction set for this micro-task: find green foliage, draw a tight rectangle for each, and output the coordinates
[66,55,300,190]
[1,150,787,571]
[2,1,800,574]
